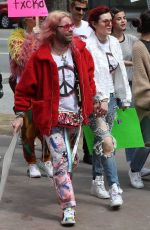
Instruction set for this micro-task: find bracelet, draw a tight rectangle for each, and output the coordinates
[101,99,108,102]
[15,112,25,118]
[94,96,101,103]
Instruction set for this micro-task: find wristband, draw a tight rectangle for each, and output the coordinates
[15,112,25,118]
[101,99,108,102]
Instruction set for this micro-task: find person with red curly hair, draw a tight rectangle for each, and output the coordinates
[86,5,131,208]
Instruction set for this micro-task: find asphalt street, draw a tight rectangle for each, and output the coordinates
[0,135,150,230]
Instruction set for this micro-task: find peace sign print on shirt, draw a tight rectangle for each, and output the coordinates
[58,65,75,97]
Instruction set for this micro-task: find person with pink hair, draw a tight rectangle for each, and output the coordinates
[12,10,96,226]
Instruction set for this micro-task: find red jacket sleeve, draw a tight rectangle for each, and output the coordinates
[84,48,96,98]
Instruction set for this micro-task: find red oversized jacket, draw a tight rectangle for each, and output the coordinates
[15,37,96,135]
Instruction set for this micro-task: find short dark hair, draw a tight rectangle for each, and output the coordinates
[88,5,110,31]
[132,10,150,33]
[110,7,125,19]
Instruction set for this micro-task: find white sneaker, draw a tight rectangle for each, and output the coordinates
[128,169,144,188]
[38,160,53,178]
[91,176,110,199]
[109,183,123,208]
[61,207,76,226]
[141,167,150,177]
[27,164,41,178]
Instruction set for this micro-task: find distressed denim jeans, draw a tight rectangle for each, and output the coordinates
[90,94,120,187]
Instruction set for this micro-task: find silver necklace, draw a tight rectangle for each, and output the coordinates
[61,53,68,66]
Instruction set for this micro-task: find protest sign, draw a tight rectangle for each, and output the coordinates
[83,108,144,155]
[8,0,48,17]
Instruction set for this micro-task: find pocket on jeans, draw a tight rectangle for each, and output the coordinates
[32,100,51,129]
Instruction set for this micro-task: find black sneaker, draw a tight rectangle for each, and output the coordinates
[83,153,92,165]
[83,136,92,164]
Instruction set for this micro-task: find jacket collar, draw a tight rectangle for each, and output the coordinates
[36,36,86,61]
[36,43,52,60]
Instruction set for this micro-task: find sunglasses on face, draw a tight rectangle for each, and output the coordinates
[57,23,75,31]
[99,19,112,26]
[74,6,88,12]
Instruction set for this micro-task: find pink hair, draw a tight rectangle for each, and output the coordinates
[39,11,72,44]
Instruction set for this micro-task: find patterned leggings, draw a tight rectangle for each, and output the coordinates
[45,127,78,210]
[21,110,50,164]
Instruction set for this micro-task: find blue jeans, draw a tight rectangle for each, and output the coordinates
[125,148,137,163]
[130,147,150,172]
[90,94,120,187]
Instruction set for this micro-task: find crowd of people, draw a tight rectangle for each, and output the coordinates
[1,0,150,226]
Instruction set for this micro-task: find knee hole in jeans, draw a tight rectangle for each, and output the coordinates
[102,136,114,156]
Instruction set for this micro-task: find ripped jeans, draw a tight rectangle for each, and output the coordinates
[45,127,78,210]
[90,94,120,187]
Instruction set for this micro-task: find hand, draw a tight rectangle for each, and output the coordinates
[120,106,129,111]
[33,26,40,34]
[93,102,101,115]
[97,101,108,117]
[93,101,108,117]
[12,117,23,134]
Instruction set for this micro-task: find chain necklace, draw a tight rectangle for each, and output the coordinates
[61,53,69,66]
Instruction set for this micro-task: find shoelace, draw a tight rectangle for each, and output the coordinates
[64,208,75,220]
[134,172,142,182]
[110,186,121,200]
[97,181,106,191]
[29,164,38,169]
[45,161,51,167]
[111,190,119,200]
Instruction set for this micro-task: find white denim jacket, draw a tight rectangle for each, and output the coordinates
[86,33,131,106]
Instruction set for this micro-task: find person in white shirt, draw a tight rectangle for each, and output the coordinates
[86,5,131,208]
[70,0,93,40]
[70,0,93,164]
[111,7,150,181]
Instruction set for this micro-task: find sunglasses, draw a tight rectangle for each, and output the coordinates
[75,6,88,12]
[99,19,112,26]
[57,23,75,31]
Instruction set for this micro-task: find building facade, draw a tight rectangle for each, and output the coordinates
[45,0,69,12]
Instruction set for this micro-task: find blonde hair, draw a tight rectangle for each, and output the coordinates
[70,0,88,7]
[39,11,71,44]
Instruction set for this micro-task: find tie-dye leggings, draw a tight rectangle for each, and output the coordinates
[45,127,79,210]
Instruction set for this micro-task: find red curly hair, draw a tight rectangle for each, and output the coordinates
[88,5,110,31]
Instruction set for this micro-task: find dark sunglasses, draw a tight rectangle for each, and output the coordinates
[75,6,88,12]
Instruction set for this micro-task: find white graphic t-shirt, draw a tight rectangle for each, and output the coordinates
[73,20,93,41]
[52,49,79,113]
[98,40,119,93]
